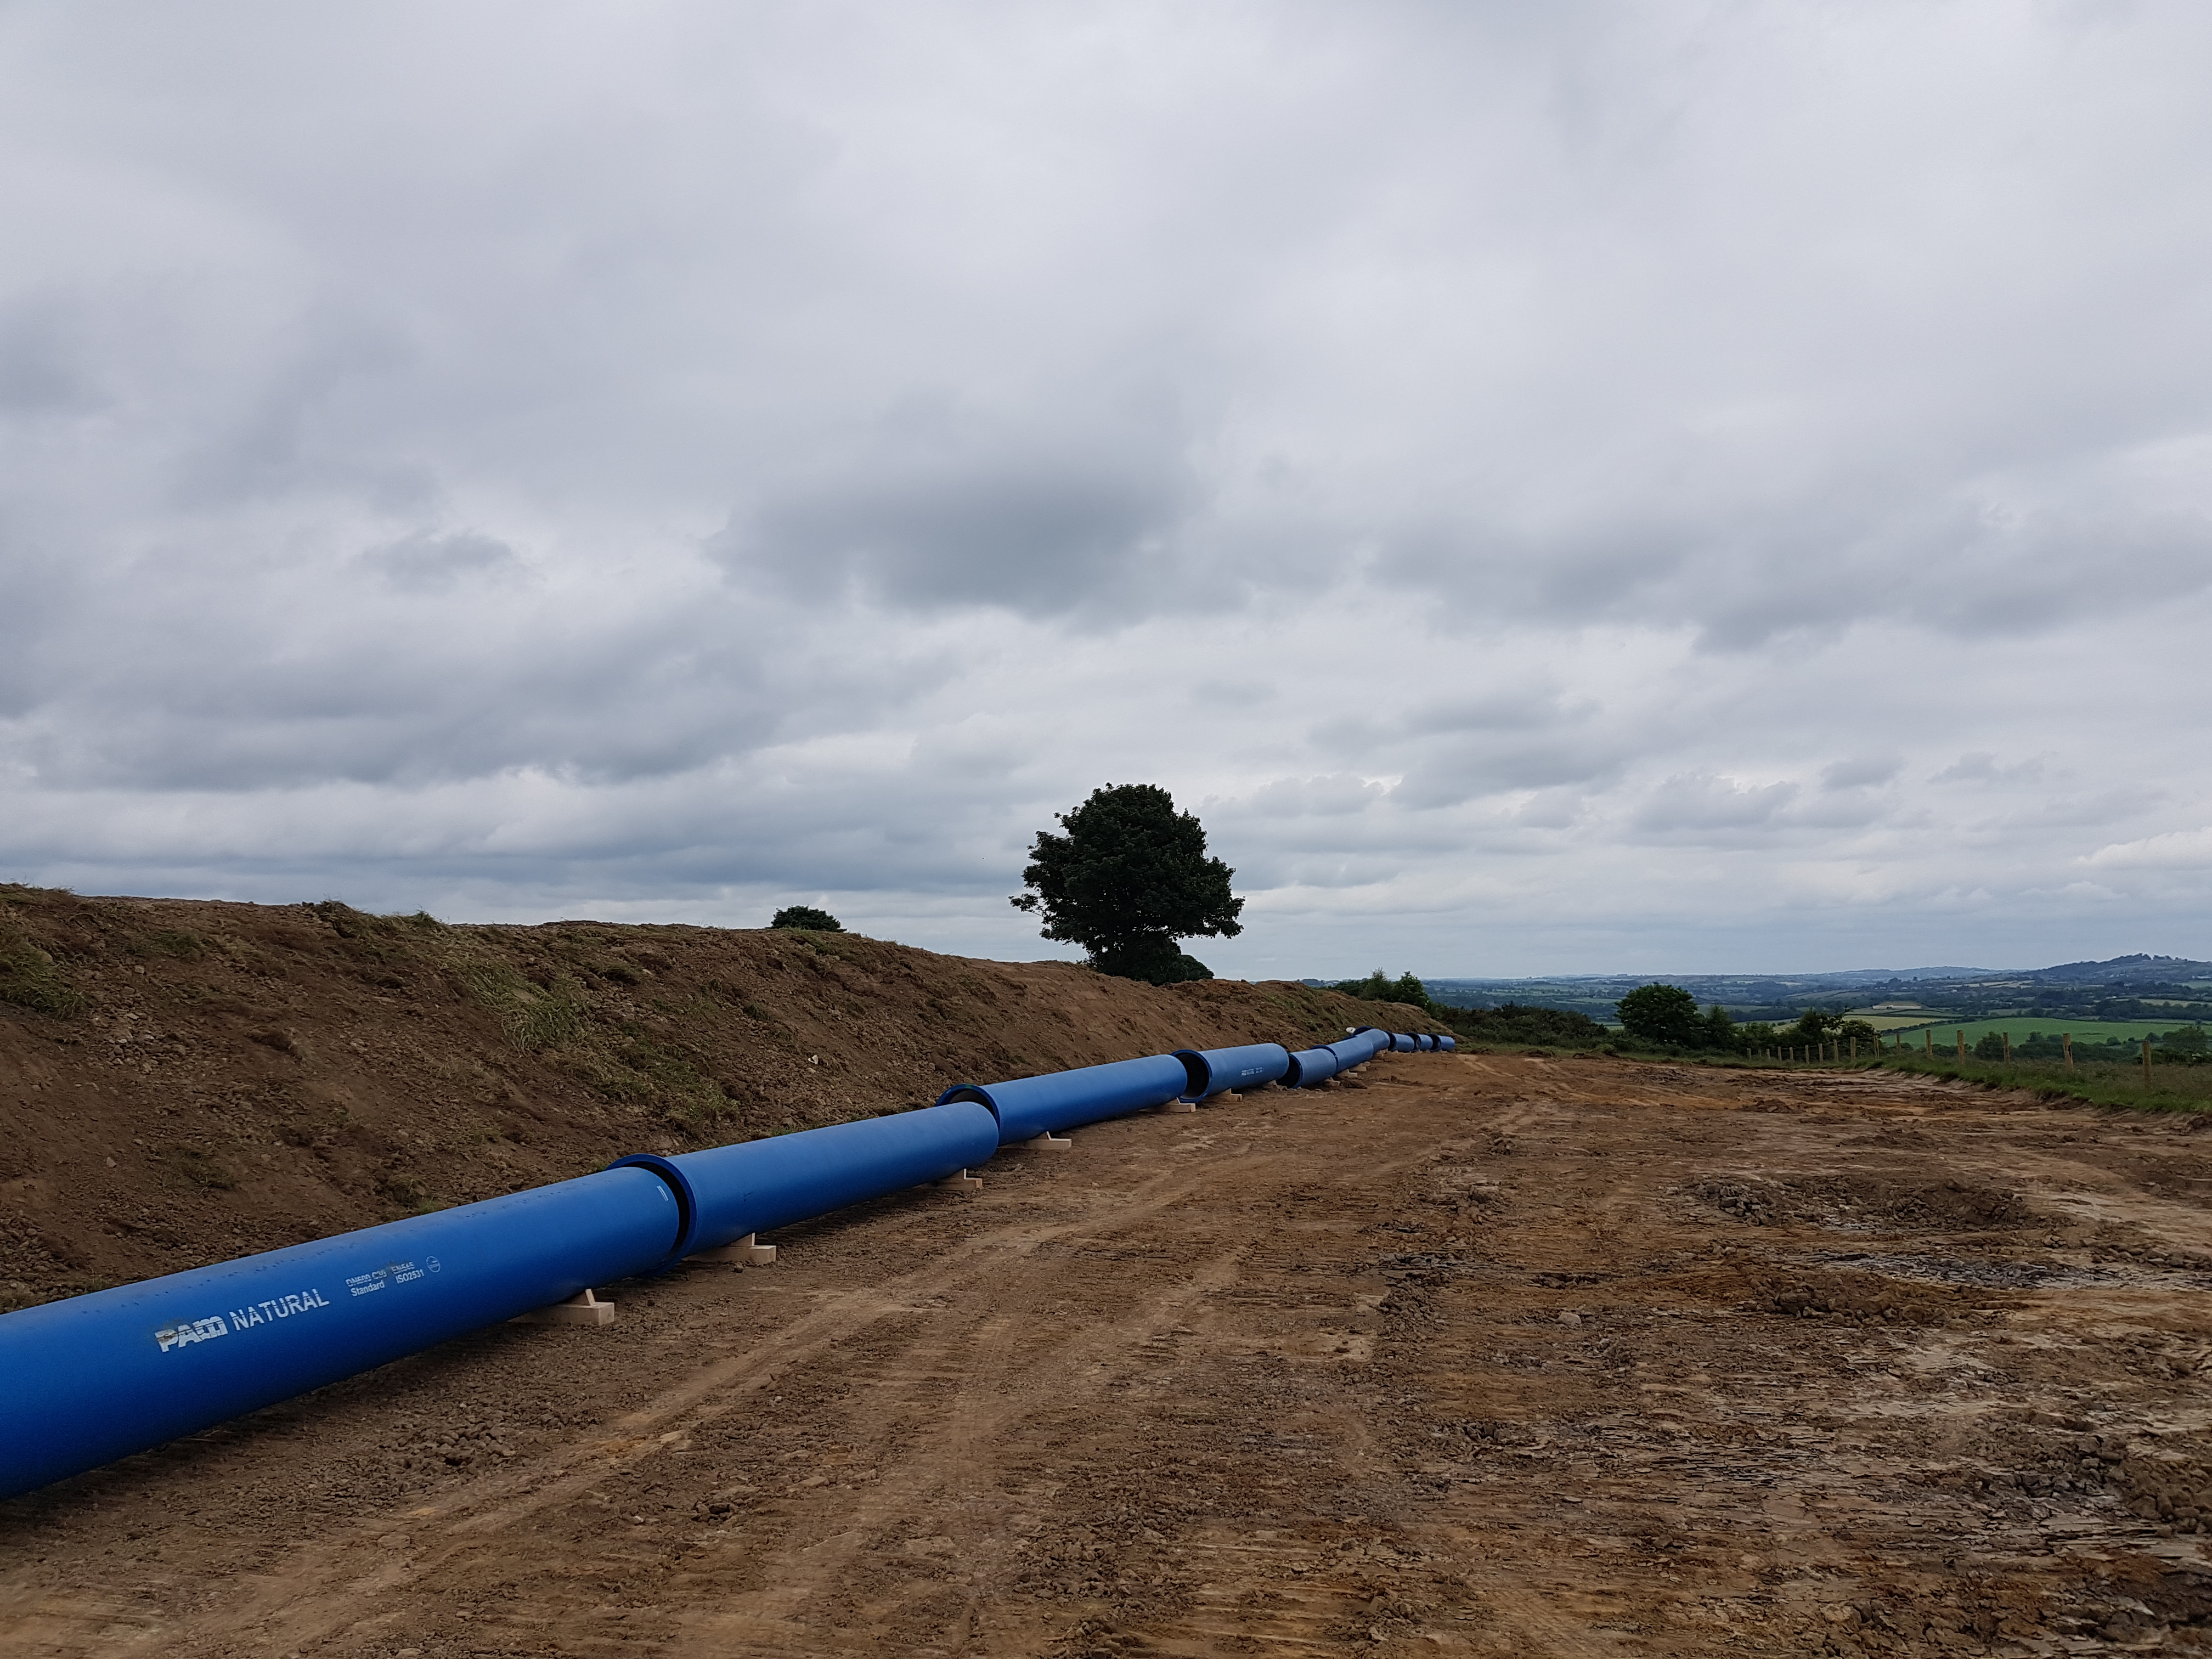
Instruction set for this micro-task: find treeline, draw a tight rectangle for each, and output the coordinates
[1328,966,2212,1065]
[1969,1027,2209,1064]
[1324,970,1611,1047]
[1615,981,1877,1054]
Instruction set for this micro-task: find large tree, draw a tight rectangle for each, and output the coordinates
[1615,981,1702,1047]
[1011,783,1243,984]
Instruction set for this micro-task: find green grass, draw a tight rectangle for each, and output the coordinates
[1852,1051,2212,1116]
[1876,1015,2201,1047]
[0,907,85,1017]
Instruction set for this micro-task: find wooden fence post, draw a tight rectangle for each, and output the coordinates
[2143,1039,2153,1087]
[1849,1035,1857,1060]
[1956,1030,1966,1062]
[2062,1033,2073,1073]
[2002,1032,2012,1062]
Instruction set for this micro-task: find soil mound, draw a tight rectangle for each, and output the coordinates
[0,885,1437,1308]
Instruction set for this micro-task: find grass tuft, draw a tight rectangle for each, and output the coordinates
[0,907,86,1017]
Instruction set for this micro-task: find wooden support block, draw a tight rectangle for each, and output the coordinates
[1155,1099,1198,1114]
[512,1288,616,1327]
[1017,1132,1073,1152]
[687,1233,777,1266]
[934,1169,983,1190]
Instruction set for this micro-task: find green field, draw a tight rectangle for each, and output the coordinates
[1848,1011,1950,1031]
[1869,1015,2201,1048]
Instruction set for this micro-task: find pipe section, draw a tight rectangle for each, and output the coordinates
[640,1101,1000,1256]
[938,1053,1189,1144]
[1173,1042,1290,1100]
[1332,1029,1389,1070]
[1281,1046,1341,1088]
[0,1166,686,1500]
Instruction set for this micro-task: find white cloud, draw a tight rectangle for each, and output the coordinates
[2087,829,2212,871]
[3,2,2211,974]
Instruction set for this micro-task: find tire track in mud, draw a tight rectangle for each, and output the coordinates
[150,1119,1334,1656]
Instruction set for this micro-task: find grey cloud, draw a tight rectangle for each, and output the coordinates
[1235,774,1389,820]
[1391,736,1630,810]
[0,294,104,416]
[1189,679,1276,709]
[1403,689,1583,736]
[1822,755,1901,790]
[716,394,1200,621]
[1933,752,2047,785]
[1633,774,1799,836]
[358,530,523,592]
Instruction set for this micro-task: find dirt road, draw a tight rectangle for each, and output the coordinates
[6,1052,2212,1656]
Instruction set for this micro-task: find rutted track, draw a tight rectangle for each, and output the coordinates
[6,1052,2212,1656]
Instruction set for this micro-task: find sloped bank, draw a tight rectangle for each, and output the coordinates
[0,885,1443,1309]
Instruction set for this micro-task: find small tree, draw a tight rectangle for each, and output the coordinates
[1702,1003,1740,1052]
[1011,783,1243,985]
[1617,983,1702,1047]
[770,905,842,932]
[1790,1009,1845,1043]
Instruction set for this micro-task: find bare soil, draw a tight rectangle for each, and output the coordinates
[0,887,1425,1308]
[7,1026,2212,1655]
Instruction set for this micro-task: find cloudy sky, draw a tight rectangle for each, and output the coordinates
[4,2,2210,979]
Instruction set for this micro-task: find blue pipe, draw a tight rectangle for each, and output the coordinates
[1322,1040,1369,1075]
[1438,1035,1457,1052]
[1390,1033,1419,1053]
[938,1053,1189,1143]
[4,1025,1455,1499]
[1173,1042,1290,1100]
[627,1101,1000,1256]
[0,1165,686,1500]
[1333,1029,1388,1069]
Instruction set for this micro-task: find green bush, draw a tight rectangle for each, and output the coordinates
[770,905,842,932]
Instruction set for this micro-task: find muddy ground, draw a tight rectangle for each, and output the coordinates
[7,1051,2212,1656]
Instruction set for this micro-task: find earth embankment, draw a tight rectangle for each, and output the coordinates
[0,885,1434,1307]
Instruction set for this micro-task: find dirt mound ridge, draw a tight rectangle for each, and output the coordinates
[0,885,1436,1308]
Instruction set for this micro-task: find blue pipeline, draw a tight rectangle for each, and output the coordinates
[1173,1042,1290,1100]
[0,1165,686,1500]
[938,1053,1189,1143]
[2,1029,1454,1499]
[627,1101,1001,1256]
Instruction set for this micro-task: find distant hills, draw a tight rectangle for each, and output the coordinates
[1335,955,2212,1026]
